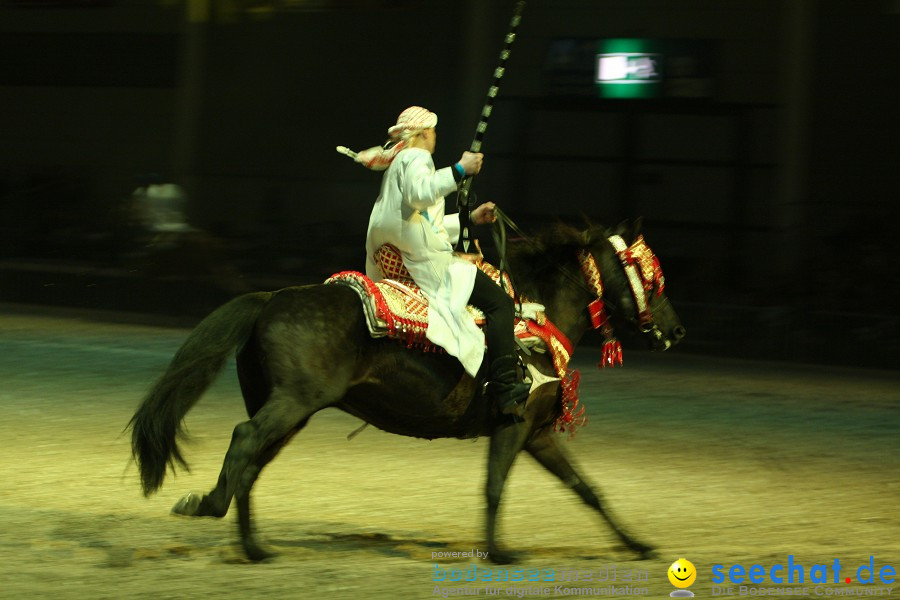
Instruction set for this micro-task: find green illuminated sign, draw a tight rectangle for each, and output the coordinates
[595,39,663,99]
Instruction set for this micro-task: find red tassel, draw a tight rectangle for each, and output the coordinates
[553,369,586,438]
[598,338,623,368]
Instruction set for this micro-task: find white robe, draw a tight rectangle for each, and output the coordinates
[365,147,484,377]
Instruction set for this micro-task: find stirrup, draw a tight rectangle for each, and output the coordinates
[483,380,529,417]
[500,392,527,419]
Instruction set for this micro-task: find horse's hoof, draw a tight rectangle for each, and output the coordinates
[244,542,278,562]
[630,541,657,560]
[488,548,520,565]
[639,547,658,560]
[171,492,202,516]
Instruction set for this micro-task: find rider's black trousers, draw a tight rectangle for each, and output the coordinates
[467,269,516,365]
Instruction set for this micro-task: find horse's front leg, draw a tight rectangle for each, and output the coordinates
[485,419,531,564]
[525,430,655,559]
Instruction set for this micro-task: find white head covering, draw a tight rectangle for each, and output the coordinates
[336,106,438,171]
[387,106,438,141]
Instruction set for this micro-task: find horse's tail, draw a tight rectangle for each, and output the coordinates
[128,291,273,496]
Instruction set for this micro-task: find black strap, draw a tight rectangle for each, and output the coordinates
[491,205,529,302]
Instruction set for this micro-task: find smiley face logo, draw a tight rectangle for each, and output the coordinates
[668,558,697,588]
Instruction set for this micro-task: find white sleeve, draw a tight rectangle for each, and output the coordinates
[399,150,458,211]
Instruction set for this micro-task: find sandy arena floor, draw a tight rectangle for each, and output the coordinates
[0,305,898,599]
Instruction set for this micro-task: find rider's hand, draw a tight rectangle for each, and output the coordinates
[471,202,497,225]
[458,151,483,176]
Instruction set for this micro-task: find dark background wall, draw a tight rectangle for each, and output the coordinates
[0,0,897,367]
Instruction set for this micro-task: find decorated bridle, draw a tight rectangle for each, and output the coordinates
[490,206,666,367]
[577,234,666,368]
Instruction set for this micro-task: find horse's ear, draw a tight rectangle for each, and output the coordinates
[633,216,644,238]
[613,217,643,242]
[613,219,630,238]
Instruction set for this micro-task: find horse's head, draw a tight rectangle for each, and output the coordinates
[506,218,685,362]
[585,218,686,355]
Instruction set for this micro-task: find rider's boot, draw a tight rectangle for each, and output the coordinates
[488,355,530,418]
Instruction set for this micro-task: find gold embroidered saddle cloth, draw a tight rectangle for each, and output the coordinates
[324,244,521,349]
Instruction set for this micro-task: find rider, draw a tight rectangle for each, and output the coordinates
[346,106,529,417]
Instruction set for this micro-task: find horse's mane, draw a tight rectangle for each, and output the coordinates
[505,221,612,303]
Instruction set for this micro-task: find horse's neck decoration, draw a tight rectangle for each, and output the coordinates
[515,308,583,434]
[577,248,622,368]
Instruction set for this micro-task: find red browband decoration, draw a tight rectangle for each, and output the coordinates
[618,234,665,297]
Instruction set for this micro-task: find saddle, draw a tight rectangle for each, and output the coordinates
[325,245,585,434]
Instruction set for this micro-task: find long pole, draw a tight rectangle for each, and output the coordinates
[455,0,526,254]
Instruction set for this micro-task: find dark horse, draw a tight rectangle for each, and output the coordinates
[129,219,685,563]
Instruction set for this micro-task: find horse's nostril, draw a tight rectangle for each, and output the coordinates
[673,326,686,339]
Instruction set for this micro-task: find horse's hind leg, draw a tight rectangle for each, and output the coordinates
[171,346,276,520]
[170,449,234,518]
[171,417,308,519]
[233,421,302,561]
[174,381,331,560]
[524,430,654,559]
[221,386,328,561]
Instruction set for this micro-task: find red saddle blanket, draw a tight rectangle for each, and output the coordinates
[324,245,586,434]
